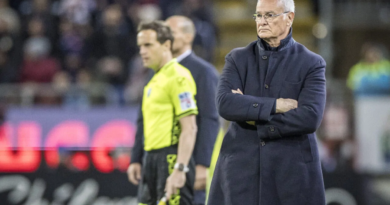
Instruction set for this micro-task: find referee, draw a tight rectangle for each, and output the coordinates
[128,16,220,205]
[134,21,198,205]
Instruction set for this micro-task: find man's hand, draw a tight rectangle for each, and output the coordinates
[276,98,298,113]
[231,88,243,95]
[165,169,186,199]
[127,163,142,185]
[194,165,207,190]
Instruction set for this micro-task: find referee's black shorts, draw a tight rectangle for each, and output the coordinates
[138,145,195,205]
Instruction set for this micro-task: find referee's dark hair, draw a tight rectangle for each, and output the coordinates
[138,21,174,48]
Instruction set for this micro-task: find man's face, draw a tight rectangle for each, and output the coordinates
[256,0,291,40]
[137,29,165,70]
[166,19,186,55]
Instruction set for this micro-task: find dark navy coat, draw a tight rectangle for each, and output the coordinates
[131,52,220,204]
[208,32,326,205]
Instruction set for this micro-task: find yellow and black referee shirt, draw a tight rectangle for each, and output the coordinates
[142,59,198,151]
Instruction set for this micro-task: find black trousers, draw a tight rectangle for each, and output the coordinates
[138,146,195,205]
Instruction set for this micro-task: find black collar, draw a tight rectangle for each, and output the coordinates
[257,28,294,51]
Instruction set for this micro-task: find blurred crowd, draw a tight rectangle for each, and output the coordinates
[2,0,389,176]
[0,0,217,107]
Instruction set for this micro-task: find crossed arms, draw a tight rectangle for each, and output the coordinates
[217,55,326,139]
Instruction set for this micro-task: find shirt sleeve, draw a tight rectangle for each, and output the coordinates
[170,75,198,118]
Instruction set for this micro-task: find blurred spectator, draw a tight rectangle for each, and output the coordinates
[63,53,84,81]
[52,71,71,94]
[52,69,92,109]
[58,0,96,26]
[158,0,182,19]
[97,56,126,85]
[152,0,217,63]
[0,17,22,83]
[180,0,217,62]
[0,0,21,34]
[58,19,84,57]
[34,86,62,106]
[96,56,126,105]
[19,0,58,53]
[19,0,53,17]
[0,0,20,34]
[347,42,390,96]
[319,100,356,172]
[136,3,162,22]
[20,17,60,83]
[87,4,137,66]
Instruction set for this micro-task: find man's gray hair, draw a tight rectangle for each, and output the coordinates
[280,0,295,13]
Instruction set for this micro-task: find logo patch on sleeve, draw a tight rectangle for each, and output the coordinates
[179,92,195,111]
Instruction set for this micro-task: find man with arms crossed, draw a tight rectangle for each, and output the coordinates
[128,16,220,205]
[208,0,326,204]
[135,21,198,205]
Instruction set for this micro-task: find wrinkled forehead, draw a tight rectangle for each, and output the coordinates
[256,0,285,13]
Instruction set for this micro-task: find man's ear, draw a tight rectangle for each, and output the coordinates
[185,33,195,44]
[287,12,295,26]
[163,40,172,51]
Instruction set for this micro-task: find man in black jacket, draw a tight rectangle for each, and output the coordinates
[128,15,220,205]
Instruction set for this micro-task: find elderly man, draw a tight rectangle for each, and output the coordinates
[207,0,326,205]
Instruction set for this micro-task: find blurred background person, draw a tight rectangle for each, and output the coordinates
[347,42,390,96]
[0,0,20,35]
[86,4,137,70]
[19,17,60,84]
[96,56,126,105]
[0,15,22,84]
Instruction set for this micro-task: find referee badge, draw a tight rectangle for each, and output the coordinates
[179,92,195,111]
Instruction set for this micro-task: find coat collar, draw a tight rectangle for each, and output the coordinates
[257,28,294,52]
[176,49,192,62]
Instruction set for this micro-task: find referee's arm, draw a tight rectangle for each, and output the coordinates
[176,115,197,168]
[165,114,197,199]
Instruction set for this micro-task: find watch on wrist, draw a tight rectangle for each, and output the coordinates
[174,163,189,173]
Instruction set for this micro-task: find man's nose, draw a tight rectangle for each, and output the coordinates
[139,47,146,55]
[257,17,267,25]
